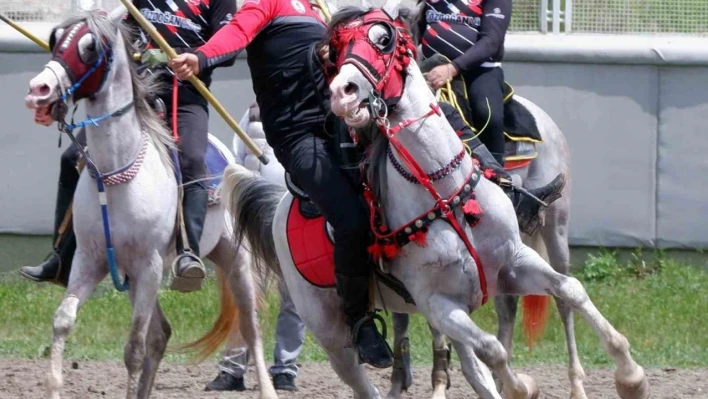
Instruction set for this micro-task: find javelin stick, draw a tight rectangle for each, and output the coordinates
[117,0,269,165]
[0,13,50,51]
[313,0,332,22]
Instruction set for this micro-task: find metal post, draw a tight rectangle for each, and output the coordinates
[538,0,548,34]
[552,0,561,34]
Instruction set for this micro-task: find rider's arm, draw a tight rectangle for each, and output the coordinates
[195,0,277,72]
[202,0,239,68]
[451,0,511,72]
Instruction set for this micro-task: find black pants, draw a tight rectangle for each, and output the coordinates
[275,134,372,320]
[463,67,505,162]
[164,101,209,189]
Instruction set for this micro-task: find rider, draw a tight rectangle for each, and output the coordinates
[168,0,394,368]
[19,0,237,291]
[416,0,566,235]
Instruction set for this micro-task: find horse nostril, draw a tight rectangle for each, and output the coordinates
[344,82,358,96]
[38,84,51,96]
[30,84,52,97]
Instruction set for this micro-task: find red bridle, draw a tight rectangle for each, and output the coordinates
[329,10,416,104]
[329,9,490,306]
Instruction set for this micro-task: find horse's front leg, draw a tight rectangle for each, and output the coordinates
[387,312,413,399]
[501,244,649,399]
[124,251,161,399]
[47,251,106,399]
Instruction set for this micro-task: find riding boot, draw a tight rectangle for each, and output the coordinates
[19,181,77,287]
[472,145,567,236]
[171,186,208,293]
[335,273,394,369]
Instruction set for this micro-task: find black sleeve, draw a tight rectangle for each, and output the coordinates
[204,0,239,68]
[451,0,511,72]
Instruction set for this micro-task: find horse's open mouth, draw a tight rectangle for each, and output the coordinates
[33,102,56,126]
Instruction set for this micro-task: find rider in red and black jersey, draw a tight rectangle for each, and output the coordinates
[416,0,566,235]
[170,0,394,369]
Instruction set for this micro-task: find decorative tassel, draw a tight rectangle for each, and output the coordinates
[483,168,496,180]
[463,198,484,227]
[409,230,428,247]
[463,198,483,216]
[382,242,402,259]
[367,243,383,261]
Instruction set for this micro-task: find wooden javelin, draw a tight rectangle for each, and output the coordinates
[0,13,50,51]
[313,0,332,22]
[117,0,269,165]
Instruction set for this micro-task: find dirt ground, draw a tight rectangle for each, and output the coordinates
[1,360,706,398]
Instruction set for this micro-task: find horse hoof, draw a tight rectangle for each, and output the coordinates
[615,365,649,399]
[569,390,588,399]
[518,373,539,399]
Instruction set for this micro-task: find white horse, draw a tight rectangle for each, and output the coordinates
[217,1,650,398]
[23,9,277,399]
[387,6,581,399]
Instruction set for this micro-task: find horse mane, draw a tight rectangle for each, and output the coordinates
[58,10,176,174]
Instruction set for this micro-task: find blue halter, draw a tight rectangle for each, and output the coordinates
[55,31,132,292]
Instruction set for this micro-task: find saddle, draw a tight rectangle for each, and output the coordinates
[283,121,416,304]
[418,54,542,170]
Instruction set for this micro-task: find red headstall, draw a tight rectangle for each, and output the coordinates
[329,9,417,104]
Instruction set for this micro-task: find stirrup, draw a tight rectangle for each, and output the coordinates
[351,312,389,343]
[510,175,549,207]
[169,251,205,293]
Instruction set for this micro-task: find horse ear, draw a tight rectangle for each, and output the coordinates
[382,0,401,19]
[108,4,128,24]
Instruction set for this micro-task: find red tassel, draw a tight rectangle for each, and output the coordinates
[382,243,402,259]
[367,243,383,261]
[409,230,428,247]
[483,168,496,180]
[463,199,483,217]
[463,199,483,228]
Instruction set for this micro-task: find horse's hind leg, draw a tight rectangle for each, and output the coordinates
[136,299,172,399]
[124,252,161,399]
[388,312,413,399]
[429,323,451,399]
[502,245,649,399]
[47,252,107,399]
[424,295,538,399]
[540,201,587,399]
[210,237,277,399]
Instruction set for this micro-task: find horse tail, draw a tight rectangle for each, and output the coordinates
[175,267,240,363]
[221,164,286,281]
[173,164,284,362]
[521,295,551,349]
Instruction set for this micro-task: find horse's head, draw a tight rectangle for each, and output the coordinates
[25,7,127,122]
[327,0,417,128]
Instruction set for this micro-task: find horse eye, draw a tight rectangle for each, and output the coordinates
[78,34,98,64]
[368,24,391,50]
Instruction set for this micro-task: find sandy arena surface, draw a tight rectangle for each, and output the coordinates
[1,360,706,398]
